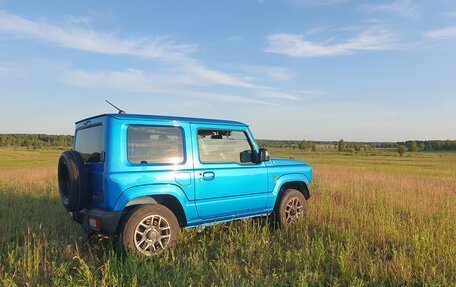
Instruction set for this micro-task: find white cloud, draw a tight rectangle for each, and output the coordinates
[61,68,325,106]
[230,64,294,81]
[257,89,326,100]
[257,90,299,101]
[265,30,400,57]
[361,0,421,19]
[0,63,24,78]
[0,11,194,60]
[62,68,275,105]
[188,92,276,106]
[292,89,327,98]
[0,11,325,106]
[177,60,259,88]
[63,69,171,93]
[63,67,259,93]
[0,10,260,89]
[424,26,456,41]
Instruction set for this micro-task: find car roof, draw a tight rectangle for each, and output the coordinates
[75,113,247,126]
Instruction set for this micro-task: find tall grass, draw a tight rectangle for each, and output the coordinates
[0,150,455,286]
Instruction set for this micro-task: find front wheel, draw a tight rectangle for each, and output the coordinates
[273,188,307,228]
[119,204,180,256]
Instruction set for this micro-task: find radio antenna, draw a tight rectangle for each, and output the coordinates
[105,100,126,114]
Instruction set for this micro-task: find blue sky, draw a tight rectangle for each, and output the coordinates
[0,0,455,141]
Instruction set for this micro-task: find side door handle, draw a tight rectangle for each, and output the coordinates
[200,171,215,181]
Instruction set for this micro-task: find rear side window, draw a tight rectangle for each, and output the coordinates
[127,126,184,164]
[198,130,252,163]
[75,125,103,163]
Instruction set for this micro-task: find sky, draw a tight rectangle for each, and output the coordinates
[0,0,455,141]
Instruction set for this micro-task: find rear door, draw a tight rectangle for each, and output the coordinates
[191,124,269,219]
[74,124,104,207]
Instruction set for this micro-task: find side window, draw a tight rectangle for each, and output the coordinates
[75,125,103,163]
[198,130,253,164]
[127,126,184,164]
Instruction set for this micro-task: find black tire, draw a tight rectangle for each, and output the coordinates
[273,188,307,228]
[119,204,180,256]
[57,150,88,212]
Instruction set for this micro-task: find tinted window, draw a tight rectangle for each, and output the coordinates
[198,130,252,163]
[128,126,184,164]
[75,125,103,163]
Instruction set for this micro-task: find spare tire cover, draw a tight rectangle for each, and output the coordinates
[58,150,88,212]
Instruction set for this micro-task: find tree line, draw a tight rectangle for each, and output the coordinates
[258,139,456,152]
[1,134,455,152]
[403,140,456,151]
[0,134,73,149]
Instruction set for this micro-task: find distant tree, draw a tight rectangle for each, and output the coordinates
[298,140,307,150]
[354,144,361,152]
[311,144,316,152]
[398,145,406,157]
[298,140,316,151]
[419,143,425,150]
[409,141,418,152]
[338,139,346,152]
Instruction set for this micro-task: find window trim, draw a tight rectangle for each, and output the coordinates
[196,128,255,165]
[74,123,104,164]
[126,124,186,166]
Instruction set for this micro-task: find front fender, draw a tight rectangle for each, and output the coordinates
[113,184,189,211]
[273,173,311,197]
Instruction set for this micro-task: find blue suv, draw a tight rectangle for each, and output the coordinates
[58,113,312,256]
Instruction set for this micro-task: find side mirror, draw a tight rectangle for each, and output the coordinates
[240,150,253,163]
[259,148,270,162]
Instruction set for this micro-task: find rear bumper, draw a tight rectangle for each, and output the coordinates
[69,209,124,235]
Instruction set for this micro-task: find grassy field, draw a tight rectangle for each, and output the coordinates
[0,148,64,169]
[0,148,455,286]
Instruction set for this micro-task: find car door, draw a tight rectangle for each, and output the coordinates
[74,124,105,207]
[191,123,269,219]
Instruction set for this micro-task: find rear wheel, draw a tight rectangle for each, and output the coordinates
[119,204,180,256]
[273,188,307,228]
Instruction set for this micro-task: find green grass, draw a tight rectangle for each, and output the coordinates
[271,148,456,177]
[0,148,63,169]
[0,148,455,286]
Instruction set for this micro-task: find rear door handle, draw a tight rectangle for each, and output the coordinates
[201,172,215,181]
